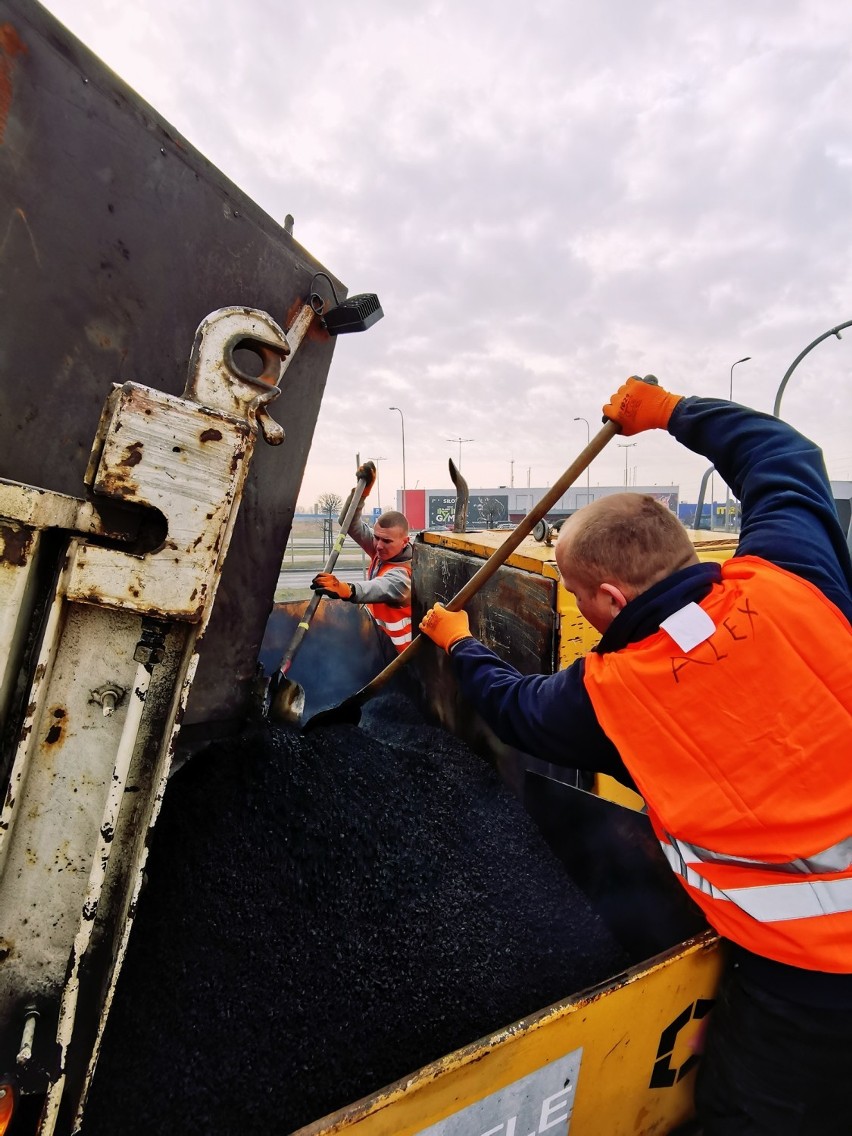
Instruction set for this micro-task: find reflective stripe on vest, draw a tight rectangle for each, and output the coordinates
[669,832,852,876]
[660,835,852,921]
[366,557,412,654]
[371,611,412,646]
[583,555,852,970]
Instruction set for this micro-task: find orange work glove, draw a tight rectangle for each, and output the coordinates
[419,604,472,652]
[356,461,377,496]
[310,573,353,601]
[602,376,683,436]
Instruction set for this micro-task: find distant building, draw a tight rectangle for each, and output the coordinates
[678,501,738,530]
[395,485,679,532]
[678,481,852,544]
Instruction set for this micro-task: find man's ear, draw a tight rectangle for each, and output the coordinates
[599,582,630,613]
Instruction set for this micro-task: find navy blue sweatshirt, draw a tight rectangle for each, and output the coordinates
[447,397,852,1006]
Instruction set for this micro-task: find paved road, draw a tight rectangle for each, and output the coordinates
[276,566,365,594]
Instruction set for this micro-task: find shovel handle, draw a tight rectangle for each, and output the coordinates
[352,420,620,699]
[278,592,323,674]
[444,421,619,612]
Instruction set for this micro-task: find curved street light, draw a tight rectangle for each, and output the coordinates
[773,321,852,418]
[388,406,406,504]
[729,356,751,401]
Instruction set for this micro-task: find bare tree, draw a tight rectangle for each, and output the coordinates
[478,497,505,529]
[316,491,343,519]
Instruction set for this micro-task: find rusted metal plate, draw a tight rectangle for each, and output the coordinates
[410,541,560,796]
[413,543,557,676]
[0,0,340,730]
[67,383,252,621]
[421,528,562,578]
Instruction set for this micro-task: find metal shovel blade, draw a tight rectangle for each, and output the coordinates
[268,673,306,725]
[300,691,363,732]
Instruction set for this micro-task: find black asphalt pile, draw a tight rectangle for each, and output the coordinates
[83,692,630,1136]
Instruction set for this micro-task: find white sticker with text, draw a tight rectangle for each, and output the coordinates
[416,1047,582,1136]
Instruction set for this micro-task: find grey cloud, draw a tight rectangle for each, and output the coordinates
[39,0,852,498]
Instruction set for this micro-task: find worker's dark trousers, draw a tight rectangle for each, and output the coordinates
[695,965,852,1135]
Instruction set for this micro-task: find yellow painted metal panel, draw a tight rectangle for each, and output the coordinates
[688,532,739,550]
[293,934,723,1136]
[420,530,560,578]
[556,578,600,668]
[593,773,645,811]
[689,548,736,565]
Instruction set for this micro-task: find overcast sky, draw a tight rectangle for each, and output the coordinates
[41,0,852,512]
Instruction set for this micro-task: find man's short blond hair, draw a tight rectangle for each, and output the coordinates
[556,494,697,595]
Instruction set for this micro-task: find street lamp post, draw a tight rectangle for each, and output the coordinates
[573,417,590,499]
[447,436,474,469]
[774,322,852,417]
[729,356,751,402]
[373,456,386,511]
[617,442,637,487]
[389,406,406,508]
[726,356,751,529]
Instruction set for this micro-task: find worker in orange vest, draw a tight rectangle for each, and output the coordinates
[311,461,412,657]
[420,377,852,1135]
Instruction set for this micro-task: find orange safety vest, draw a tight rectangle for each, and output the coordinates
[366,557,412,653]
[584,556,852,972]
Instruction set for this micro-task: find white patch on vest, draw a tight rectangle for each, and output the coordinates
[660,602,716,652]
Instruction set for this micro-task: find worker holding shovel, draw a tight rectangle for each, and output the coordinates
[420,377,852,1135]
[269,461,413,725]
[311,461,413,658]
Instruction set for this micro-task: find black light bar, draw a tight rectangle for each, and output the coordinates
[321,293,384,335]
